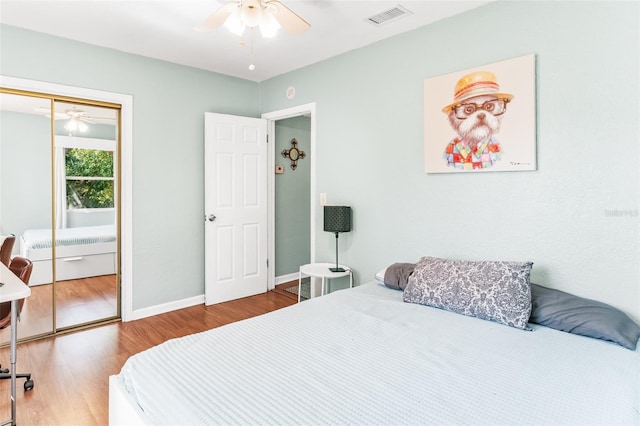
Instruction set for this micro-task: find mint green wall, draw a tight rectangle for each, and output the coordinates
[259,1,640,321]
[2,1,638,322]
[275,116,311,277]
[0,112,52,242]
[1,24,260,309]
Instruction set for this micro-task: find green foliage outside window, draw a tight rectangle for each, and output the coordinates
[66,149,114,209]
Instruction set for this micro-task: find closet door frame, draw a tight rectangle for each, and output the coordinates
[0,75,134,325]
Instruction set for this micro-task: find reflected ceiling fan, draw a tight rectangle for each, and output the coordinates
[34,106,115,132]
[195,0,310,38]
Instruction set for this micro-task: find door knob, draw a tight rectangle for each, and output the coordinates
[207,214,216,222]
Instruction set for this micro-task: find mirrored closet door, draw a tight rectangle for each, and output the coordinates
[52,100,119,330]
[0,89,121,345]
[0,92,55,342]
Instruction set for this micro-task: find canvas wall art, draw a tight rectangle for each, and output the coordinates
[424,54,536,173]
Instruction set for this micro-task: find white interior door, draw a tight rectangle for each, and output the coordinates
[204,112,268,305]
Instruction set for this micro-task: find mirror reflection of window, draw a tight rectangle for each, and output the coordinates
[54,141,116,229]
[53,102,117,230]
[66,148,114,210]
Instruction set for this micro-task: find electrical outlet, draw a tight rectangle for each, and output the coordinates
[320,193,327,206]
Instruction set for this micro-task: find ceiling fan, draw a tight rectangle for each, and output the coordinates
[34,106,115,132]
[34,106,115,123]
[195,0,311,38]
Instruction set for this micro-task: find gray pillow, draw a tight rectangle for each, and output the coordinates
[403,256,533,330]
[530,283,640,350]
[382,262,416,291]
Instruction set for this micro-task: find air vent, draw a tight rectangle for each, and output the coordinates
[367,5,413,25]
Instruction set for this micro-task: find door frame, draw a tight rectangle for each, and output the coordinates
[0,75,134,321]
[262,103,316,291]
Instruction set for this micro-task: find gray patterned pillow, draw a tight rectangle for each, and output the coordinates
[403,256,533,330]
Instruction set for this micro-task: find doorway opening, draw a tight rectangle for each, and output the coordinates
[263,103,316,294]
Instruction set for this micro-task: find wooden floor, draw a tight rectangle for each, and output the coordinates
[0,275,118,344]
[0,284,297,425]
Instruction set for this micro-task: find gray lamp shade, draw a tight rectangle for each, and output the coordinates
[324,206,351,233]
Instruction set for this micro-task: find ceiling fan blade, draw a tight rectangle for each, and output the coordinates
[194,4,234,32]
[86,115,116,122]
[267,0,310,35]
[34,106,51,114]
[34,107,67,119]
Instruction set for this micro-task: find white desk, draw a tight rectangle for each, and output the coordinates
[0,263,31,426]
[298,263,353,302]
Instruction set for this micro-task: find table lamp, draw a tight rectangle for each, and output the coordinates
[323,206,351,272]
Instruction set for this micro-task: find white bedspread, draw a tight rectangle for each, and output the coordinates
[21,224,116,249]
[116,283,640,425]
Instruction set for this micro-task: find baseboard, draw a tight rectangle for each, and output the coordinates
[275,272,298,286]
[127,294,204,321]
[126,274,300,322]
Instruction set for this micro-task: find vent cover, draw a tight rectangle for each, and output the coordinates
[367,5,413,25]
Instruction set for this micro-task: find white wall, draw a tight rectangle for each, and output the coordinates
[259,1,640,321]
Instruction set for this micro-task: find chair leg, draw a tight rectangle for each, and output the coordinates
[0,372,34,391]
[0,372,30,380]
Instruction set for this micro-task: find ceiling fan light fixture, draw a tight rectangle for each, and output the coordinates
[259,10,281,38]
[240,0,262,28]
[64,119,77,132]
[223,7,245,36]
[64,118,88,133]
[196,0,309,38]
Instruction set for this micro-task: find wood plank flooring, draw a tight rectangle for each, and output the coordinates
[0,275,118,344]
[0,284,297,425]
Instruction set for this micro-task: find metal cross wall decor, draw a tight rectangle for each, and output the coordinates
[281,138,306,170]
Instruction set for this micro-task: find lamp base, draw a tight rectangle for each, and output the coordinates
[329,267,346,273]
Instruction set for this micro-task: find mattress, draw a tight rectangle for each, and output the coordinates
[115,282,640,425]
[21,224,116,250]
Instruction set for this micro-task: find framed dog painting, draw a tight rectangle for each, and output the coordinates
[424,54,536,173]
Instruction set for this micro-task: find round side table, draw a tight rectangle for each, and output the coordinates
[298,263,353,302]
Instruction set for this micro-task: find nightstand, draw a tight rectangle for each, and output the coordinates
[298,263,353,302]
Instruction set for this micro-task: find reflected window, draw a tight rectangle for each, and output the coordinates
[66,148,114,209]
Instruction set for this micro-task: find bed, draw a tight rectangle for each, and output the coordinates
[109,257,640,426]
[20,224,116,285]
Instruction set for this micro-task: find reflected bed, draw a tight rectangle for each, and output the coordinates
[20,224,116,285]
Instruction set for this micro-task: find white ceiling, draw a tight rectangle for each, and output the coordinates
[0,0,491,82]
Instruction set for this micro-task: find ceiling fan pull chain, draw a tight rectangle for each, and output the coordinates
[250,27,254,56]
[248,28,256,71]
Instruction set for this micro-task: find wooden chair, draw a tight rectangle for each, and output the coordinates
[0,256,35,391]
[0,235,15,267]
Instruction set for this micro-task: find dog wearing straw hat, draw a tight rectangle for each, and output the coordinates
[442,71,513,170]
